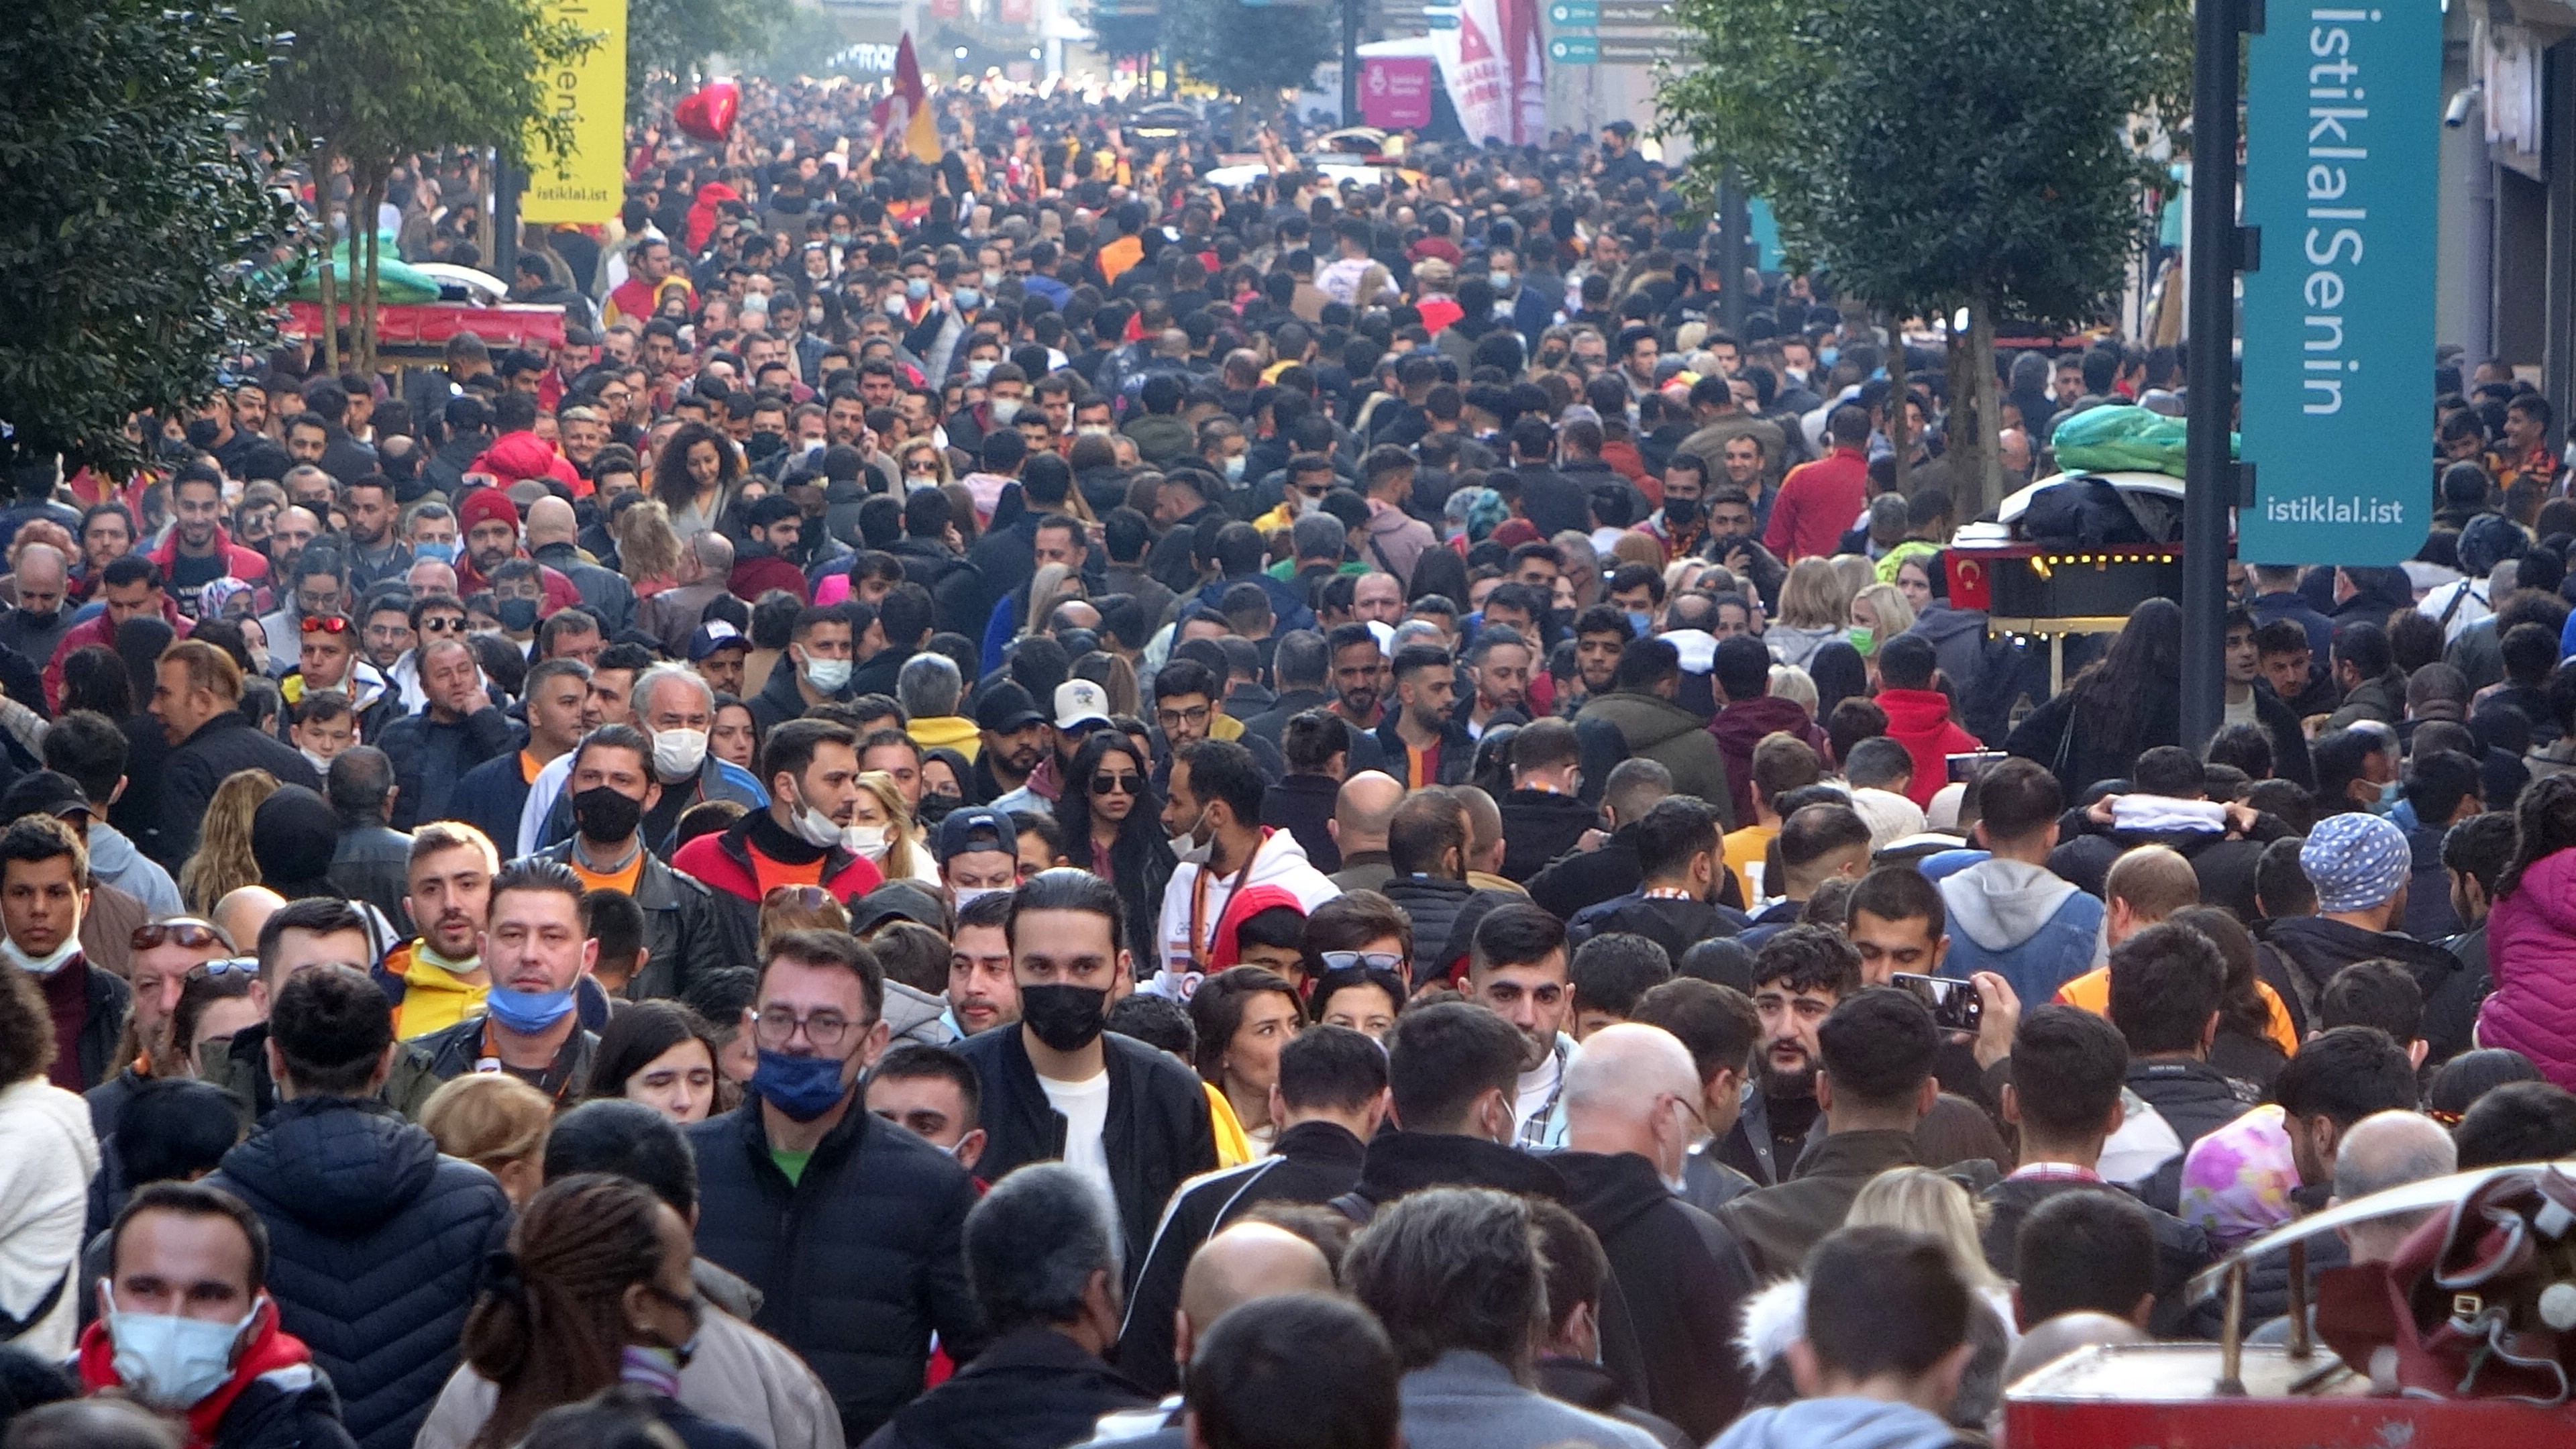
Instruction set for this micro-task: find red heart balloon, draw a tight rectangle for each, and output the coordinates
[674,81,739,143]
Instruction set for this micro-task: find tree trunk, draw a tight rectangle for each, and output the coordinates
[313,142,340,376]
[1970,294,2004,522]
[1886,308,1911,496]
[357,168,386,375]
[1943,311,1985,511]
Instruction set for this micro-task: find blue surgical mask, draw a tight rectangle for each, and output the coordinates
[751,1048,849,1121]
[484,981,575,1035]
[1625,610,1654,637]
[414,540,457,564]
[802,653,851,694]
[496,597,541,633]
[1224,455,1246,482]
[2369,778,2402,814]
[967,358,996,384]
[1489,270,1513,292]
[953,286,983,311]
[1818,346,1839,369]
[906,277,931,301]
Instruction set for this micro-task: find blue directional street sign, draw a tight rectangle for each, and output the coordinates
[1548,32,1598,60]
[1548,1,1598,23]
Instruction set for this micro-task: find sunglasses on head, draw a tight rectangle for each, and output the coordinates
[301,615,351,635]
[188,957,260,979]
[763,884,838,910]
[1320,951,1404,973]
[133,920,236,953]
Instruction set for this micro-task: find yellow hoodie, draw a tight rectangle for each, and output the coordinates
[908,714,983,762]
[379,942,489,1040]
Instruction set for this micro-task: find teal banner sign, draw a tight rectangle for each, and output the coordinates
[2236,0,2440,566]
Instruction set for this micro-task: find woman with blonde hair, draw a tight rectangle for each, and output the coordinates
[1024,562,1087,635]
[1767,664,1819,716]
[850,769,935,884]
[1768,557,1851,669]
[420,1073,555,1205]
[1849,1165,2016,1336]
[1829,551,1878,600]
[898,439,953,490]
[1849,581,1918,674]
[614,499,684,599]
[180,768,278,914]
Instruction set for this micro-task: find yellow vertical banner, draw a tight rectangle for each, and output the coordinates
[523,0,628,223]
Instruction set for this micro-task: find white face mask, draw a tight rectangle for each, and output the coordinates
[299,746,335,773]
[952,885,1006,914]
[989,397,1023,425]
[800,651,852,694]
[652,727,710,781]
[784,782,845,849]
[2,934,79,976]
[103,1283,261,1409]
[968,359,997,384]
[842,823,890,857]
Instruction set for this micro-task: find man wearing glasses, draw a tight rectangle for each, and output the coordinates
[688,928,987,1442]
[83,915,237,1136]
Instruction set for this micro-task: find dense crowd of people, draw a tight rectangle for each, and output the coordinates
[3,69,2575,1449]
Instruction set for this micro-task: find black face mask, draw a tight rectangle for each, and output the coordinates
[184,419,223,449]
[572,785,644,844]
[1019,983,1108,1053]
[916,791,963,825]
[16,607,58,629]
[1664,496,1701,525]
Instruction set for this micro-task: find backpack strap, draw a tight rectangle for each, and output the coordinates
[0,1270,67,1342]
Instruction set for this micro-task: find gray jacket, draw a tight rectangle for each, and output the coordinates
[1396,1351,1661,1449]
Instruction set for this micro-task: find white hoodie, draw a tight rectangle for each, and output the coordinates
[1151,828,1337,998]
[0,1077,100,1358]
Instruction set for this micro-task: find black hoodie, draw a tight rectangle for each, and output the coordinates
[1547,1150,1754,1442]
[2262,913,2481,1063]
[1338,1128,1568,1218]
[1499,788,1605,880]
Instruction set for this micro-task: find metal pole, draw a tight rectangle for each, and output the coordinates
[2178,0,2243,753]
[1718,166,1748,340]
[1342,0,1362,125]
[494,153,521,286]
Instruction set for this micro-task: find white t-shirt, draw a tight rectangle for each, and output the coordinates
[1039,1069,1116,1210]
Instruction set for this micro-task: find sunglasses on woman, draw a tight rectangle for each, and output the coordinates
[1089,772,1142,797]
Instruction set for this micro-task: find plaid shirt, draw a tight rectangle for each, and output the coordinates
[1516,1032,1577,1150]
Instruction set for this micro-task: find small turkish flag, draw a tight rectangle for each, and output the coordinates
[674,81,739,143]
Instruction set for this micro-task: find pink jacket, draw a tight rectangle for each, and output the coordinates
[2479,848,2576,1089]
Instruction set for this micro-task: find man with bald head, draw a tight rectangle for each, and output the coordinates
[405,557,460,600]
[1328,771,1405,892]
[1550,1023,1754,1440]
[1095,1222,1338,1446]
[0,541,74,665]
[526,494,637,633]
[1118,1025,1389,1395]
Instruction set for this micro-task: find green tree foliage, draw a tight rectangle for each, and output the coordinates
[633,0,787,99]
[0,0,299,478]
[1163,0,1336,109]
[1662,0,2178,513]
[245,0,594,367]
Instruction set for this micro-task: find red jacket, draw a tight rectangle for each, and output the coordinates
[729,551,810,604]
[468,430,582,492]
[45,599,191,711]
[1764,446,1868,561]
[672,812,883,961]
[1876,686,1983,808]
[148,527,270,586]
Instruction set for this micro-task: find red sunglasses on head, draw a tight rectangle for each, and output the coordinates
[301,615,352,635]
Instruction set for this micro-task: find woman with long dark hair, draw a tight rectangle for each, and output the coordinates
[453,1175,755,1449]
[2005,596,2184,797]
[649,421,743,542]
[1053,731,1176,971]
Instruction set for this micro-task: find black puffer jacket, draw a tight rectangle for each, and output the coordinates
[856,1328,1152,1449]
[1548,1150,1754,1441]
[1378,876,1497,987]
[530,840,729,1000]
[206,1097,511,1449]
[686,1096,990,1442]
[210,1355,361,1449]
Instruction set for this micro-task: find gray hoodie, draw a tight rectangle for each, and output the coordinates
[883,979,959,1046]
[1939,857,2081,951]
[1709,1398,1962,1449]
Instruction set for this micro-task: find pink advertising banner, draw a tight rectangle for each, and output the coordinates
[1360,56,1434,128]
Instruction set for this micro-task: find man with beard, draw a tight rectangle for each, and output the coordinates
[342,475,411,592]
[1459,626,1536,739]
[969,682,1050,804]
[1703,487,1785,612]
[1326,625,1389,732]
[83,913,236,1136]
[1464,902,1580,1148]
[1716,925,1862,1188]
[952,868,1215,1271]
[1720,981,1944,1278]
[150,467,270,598]
[0,542,74,668]
[453,489,582,612]
[377,822,498,1040]
[1566,606,1629,712]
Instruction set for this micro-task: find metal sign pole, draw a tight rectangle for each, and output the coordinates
[2178,0,2249,752]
